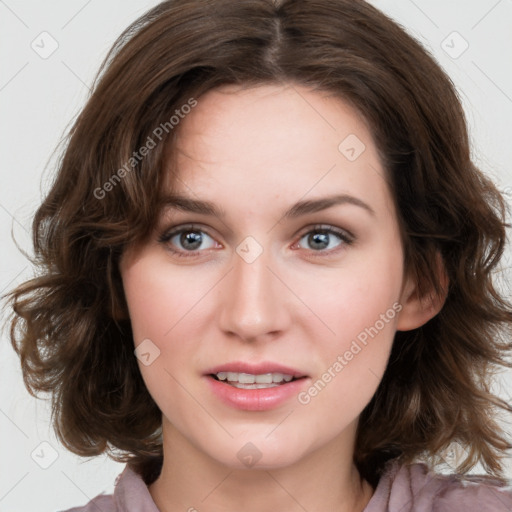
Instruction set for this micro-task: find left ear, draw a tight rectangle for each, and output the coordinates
[396,250,449,331]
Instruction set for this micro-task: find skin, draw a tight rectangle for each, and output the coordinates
[119,83,446,512]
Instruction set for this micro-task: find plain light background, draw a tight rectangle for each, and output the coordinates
[1,1,511,510]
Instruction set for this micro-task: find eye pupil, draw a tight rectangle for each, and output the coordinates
[181,231,202,250]
[309,232,329,250]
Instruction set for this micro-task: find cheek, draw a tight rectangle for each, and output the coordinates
[299,301,399,425]
[298,256,403,346]
[294,252,403,404]
[122,258,209,346]
[121,258,212,404]
[121,261,200,418]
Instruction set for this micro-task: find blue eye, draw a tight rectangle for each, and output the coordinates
[296,226,353,252]
[158,223,354,259]
[158,225,217,257]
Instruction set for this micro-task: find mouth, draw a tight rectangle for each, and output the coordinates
[209,371,304,389]
[203,362,309,410]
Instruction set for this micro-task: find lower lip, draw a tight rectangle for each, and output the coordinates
[205,375,309,411]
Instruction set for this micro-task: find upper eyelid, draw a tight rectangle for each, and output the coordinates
[159,223,353,248]
[161,223,216,240]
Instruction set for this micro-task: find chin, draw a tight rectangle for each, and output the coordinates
[204,429,312,470]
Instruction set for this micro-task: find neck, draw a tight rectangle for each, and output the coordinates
[148,421,375,512]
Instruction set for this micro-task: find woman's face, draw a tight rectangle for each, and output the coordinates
[120,83,417,469]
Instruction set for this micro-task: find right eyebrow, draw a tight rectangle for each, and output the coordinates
[159,195,226,218]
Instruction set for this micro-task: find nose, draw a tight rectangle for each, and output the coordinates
[217,243,291,343]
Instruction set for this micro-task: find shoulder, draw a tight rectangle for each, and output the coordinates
[60,493,114,512]
[365,459,512,512]
[59,464,158,512]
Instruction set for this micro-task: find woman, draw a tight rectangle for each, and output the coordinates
[6,0,512,510]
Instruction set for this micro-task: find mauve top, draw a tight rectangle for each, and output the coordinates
[62,459,512,512]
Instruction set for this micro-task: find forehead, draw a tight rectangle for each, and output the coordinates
[164,83,393,222]
[173,83,374,164]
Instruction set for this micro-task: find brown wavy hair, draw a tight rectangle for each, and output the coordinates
[4,0,512,488]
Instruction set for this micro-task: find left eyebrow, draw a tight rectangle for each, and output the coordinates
[283,194,376,219]
[158,193,376,219]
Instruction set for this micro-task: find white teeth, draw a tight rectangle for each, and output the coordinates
[214,371,296,384]
[238,373,256,384]
[231,382,280,389]
[255,373,273,384]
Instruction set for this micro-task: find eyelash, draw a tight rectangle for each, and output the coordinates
[157,223,355,259]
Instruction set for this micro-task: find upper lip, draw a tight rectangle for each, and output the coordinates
[205,361,308,378]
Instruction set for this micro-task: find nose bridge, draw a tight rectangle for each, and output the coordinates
[218,240,286,340]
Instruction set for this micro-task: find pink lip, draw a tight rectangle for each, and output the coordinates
[203,361,309,411]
